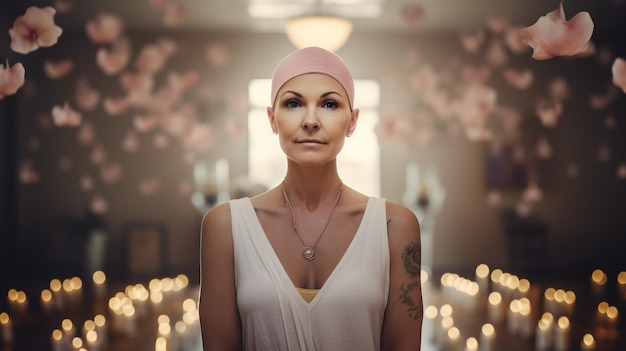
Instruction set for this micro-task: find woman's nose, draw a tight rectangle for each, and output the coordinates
[302,109,320,130]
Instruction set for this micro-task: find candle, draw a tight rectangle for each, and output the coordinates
[618,271,626,300]
[41,289,54,313]
[544,287,557,316]
[51,329,64,351]
[85,330,100,351]
[424,305,439,342]
[465,337,479,351]
[590,269,607,298]
[50,278,64,310]
[535,318,552,351]
[605,306,619,330]
[7,289,28,314]
[480,323,495,351]
[438,316,454,346]
[92,270,107,299]
[0,312,13,344]
[517,298,532,338]
[61,318,76,339]
[94,314,107,346]
[596,302,609,326]
[580,333,596,351]
[487,292,504,324]
[507,299,520,335]
[554,316,570,351]
[563,291,576,317]
[447,326,461,351]
[155,336,168,351]
[475,264,490,294]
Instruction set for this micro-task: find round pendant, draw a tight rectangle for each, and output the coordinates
[303,247,316,261]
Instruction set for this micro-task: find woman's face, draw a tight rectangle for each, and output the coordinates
[267,73,359,167]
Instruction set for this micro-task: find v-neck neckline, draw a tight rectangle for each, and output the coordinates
[244,197,373,308]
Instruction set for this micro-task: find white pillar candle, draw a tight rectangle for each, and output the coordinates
[487,292,504,324]
[475,264,490,294]
[618,272,626,300]
[465,337,479,351]
[50,279,65,311]
[447,327,461,351]
[40,289,54,313]
[51,329,64,351]
[554,316,570,351]
[590,269,607,298]
[0,312,13,344]
[480,323,495,351]
[424,305,439,342]
[438,316,454,346]
[92,271,107,299]
[580,333,596,351]
[543,287,557,316]
[563,291,576,317]
[605,306,619,330]
[93,314,107,346]
[507,299,520,335]
[535,318,553,351]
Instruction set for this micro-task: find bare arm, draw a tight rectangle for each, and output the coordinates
[199,203,242,351]
[381,201,423,351]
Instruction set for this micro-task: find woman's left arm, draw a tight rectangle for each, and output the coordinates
[381,201,423,351]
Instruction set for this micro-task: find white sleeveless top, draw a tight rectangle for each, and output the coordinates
[230,197,390,351]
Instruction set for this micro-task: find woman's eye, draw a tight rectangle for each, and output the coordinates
[322,100,338,109]
[284,99,300,108]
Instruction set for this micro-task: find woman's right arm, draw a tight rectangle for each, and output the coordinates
[199,203,242,351]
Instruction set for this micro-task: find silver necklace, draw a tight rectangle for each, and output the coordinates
[280,182,343,261]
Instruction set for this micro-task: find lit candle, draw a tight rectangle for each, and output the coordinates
[93,314,107,346]
[596,302,609,326]
[480,323,495,351]
[618,271,626,300]
[51,329,64,351]
[50,279,64,310]
[61,318,76,339]
[7,289,28,314]
[85,329,99,351]
[517,298,532,338]
[605,306,619,330]
[487,292,504,324]
[424,305,439,342]
[475,264,490,294]
[155,336,168,351]
[447,326,461,351]
[465,337,479,351]
[554,316,570,351]
[580,333,596,351]
[563,291,576,317]
[41,289,54,313]
[438,316,454,346]
[490,269,503,295]
[507,299,520,335]
[535,318,552,351]
[92,270,107,299]
[590,269,607,298]
[0,312,13,344]
[543,287,557,316]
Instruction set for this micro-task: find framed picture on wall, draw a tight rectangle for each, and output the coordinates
[123,221,168,279]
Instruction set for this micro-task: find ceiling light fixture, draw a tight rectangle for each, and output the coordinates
[285,15,353,52]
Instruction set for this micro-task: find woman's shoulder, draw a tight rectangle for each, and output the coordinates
[382,199,420,235]
[201,201,233,234]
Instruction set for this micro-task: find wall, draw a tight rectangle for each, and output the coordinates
[2,23,625,283]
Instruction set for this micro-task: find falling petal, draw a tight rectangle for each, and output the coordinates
[153,133,170,149]
[485,38,508,67]
[43,59,73,80]
[51,101,82,126]
[604,114,617,130]
[100,162,122,183]
[96,38,131,75]
[503,68,533,90]
[53,0,75,14]
[75,79,101,111]
[486,16,510,34]
[589,85,618,110]
[0,60,26,99]
[90,144,107,164]
[503,26,530,54]
[522,182,543,202]
[121,130,140,152]
[486,190,502,206]
[162,3,186,27]
[139,178,160,196]
[536,136,552,159]
[135,43,168,74]
[596,46,614,66]
[77,123,96,145]
[79,174,95,191]
[515,201,533,218]
[461,64,491,85]
[9,6,63,54]
[133,114,159,133]
[86,13,124,44]
[597,142,611,162]
[206,43,229,68]
[168,70,200,92]
[611,57,626,93]
[459,29,486,54]
[103,96,130,116]
[89,195,109,215]
[58,156,73,171]
[617,163,626,180]
[19,160,40,184]
[401,3,424,27]
[535,97,562,127]
[548,77,571,100]
[519,1,594,60]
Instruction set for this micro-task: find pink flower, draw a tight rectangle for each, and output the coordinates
[96,38,130,75]
[535,97,562,127]
[459,29,486,54]
[162,3,186,27]
[86,13,124,44]
[9,6,63,54]
[503,68,534,90]
[135,44,169,74]
[52,101,82,126]
[75,79,101,111]
[519,1,594,60]
[103,96,130,116]
[0,60,26,99]
[400,3,424,27]
[611,57,626,93]
[44,59,73,80]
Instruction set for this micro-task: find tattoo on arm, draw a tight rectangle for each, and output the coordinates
[401,242,422,278]
[397,281,424,321]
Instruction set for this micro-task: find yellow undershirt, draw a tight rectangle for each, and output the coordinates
[296,287,320,303]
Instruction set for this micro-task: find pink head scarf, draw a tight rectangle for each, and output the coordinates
[270,46,355,110]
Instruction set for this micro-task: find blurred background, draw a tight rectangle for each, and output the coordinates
[1,0,625,350]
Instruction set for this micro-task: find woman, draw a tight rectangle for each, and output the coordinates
[199,46,422,350]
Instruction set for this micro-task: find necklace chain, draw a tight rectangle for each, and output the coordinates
[280,182,343,261]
